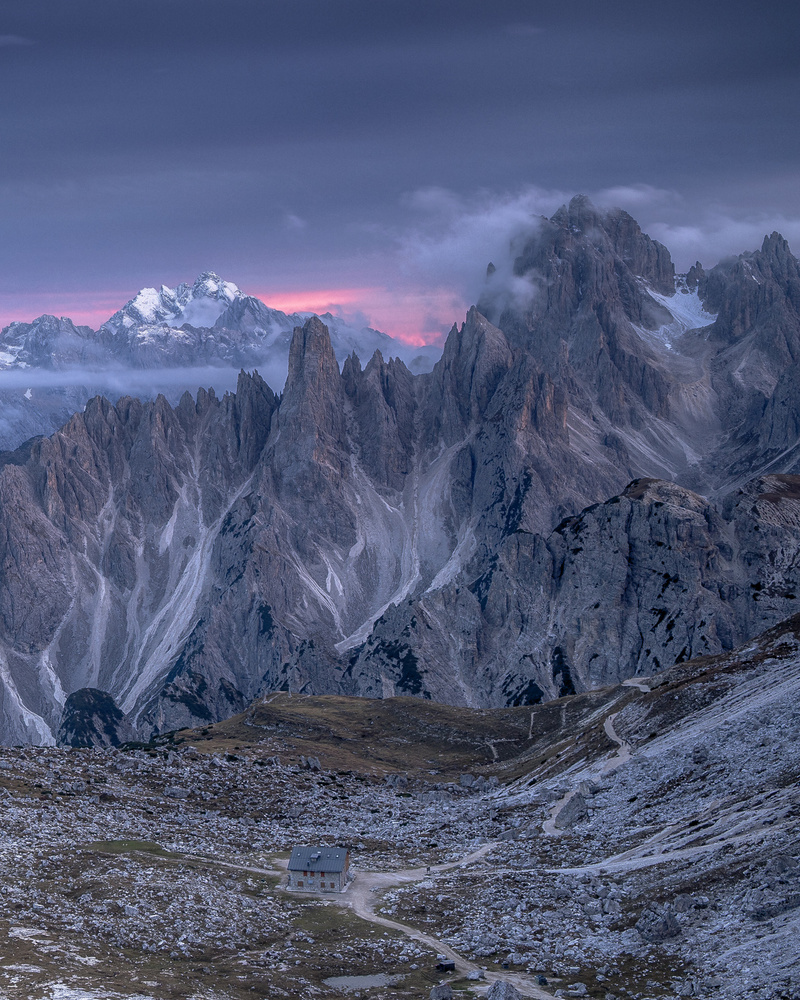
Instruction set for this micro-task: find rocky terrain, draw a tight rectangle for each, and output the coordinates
[1,199,800,741]
[0,615,796,999]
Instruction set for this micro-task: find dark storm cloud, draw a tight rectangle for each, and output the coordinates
[1,0,798,333]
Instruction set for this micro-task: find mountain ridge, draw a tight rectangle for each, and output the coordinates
[0,272,441,452]
[0,197,799,744]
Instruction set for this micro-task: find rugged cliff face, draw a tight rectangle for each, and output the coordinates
[1,197,799,745]
[0,373,278,742]
[346,475,800,705]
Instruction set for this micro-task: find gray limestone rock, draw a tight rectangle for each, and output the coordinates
[554,793,589,830]
[635,904,681,942]
[486,982,524,1000]
[430,985,453,1000]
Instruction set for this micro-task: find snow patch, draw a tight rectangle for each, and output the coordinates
[645,283,718,350]
[129,286,168,324]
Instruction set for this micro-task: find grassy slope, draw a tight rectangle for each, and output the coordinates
[157,612,800,787]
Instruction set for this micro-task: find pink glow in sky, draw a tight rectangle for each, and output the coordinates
[0,290,132,333]
[258,285,464,347]
[1,285,462,348]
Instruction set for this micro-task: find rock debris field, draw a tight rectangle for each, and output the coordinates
[0,620,798,1000]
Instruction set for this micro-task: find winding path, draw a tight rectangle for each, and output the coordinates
[125,845,547,996]
[542,704,634,835]
[279,845,551,999]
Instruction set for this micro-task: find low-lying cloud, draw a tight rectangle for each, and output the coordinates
[592,184,800,269]
[0,365,252,395]
[396,185,564,298]
[391,185,570,333]
[646,213,800,271]
[0,362,291,452]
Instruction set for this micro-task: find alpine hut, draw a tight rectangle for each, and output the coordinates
[287,846,351,892]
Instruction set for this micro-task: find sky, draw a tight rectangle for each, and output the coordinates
[1,0,799,344]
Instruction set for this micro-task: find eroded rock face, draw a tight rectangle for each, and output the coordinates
[343,475,800,704]
[1,202,800,743]
[483,196,676,430]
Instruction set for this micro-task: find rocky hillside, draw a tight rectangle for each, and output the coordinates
[1,199,800,744]
[1,614,797,1000]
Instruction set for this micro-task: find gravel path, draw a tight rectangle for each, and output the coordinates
[262,843,551,999]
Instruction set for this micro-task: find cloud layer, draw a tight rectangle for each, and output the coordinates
[0,2,797,340]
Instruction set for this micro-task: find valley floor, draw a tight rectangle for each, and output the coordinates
[0,620,797,1000]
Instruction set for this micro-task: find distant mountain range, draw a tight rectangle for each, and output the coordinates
[0,272,441,450]
[1,195,800,745]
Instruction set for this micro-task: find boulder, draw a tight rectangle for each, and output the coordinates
[430,985,453,1000]
[554,792,589,829]
[487,982,524,1000]
[635,904,681,942]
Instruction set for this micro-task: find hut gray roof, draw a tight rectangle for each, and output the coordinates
[288,846,349,873]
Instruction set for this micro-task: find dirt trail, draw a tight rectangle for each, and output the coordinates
[601,712,632,773]
[273,843,550,999]
[543,707,633,835]
[542,655,800,868]
[547,822,788,876]
[339,849,551,999]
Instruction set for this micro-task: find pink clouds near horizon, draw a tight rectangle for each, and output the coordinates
[257,285,463,347]
[0,289,133,332]
[1,284,463,348]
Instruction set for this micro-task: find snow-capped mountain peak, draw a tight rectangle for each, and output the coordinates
[121,285,178,327]
[176,272,241,328]
[186,271,241,303]
[104,271,243,334]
